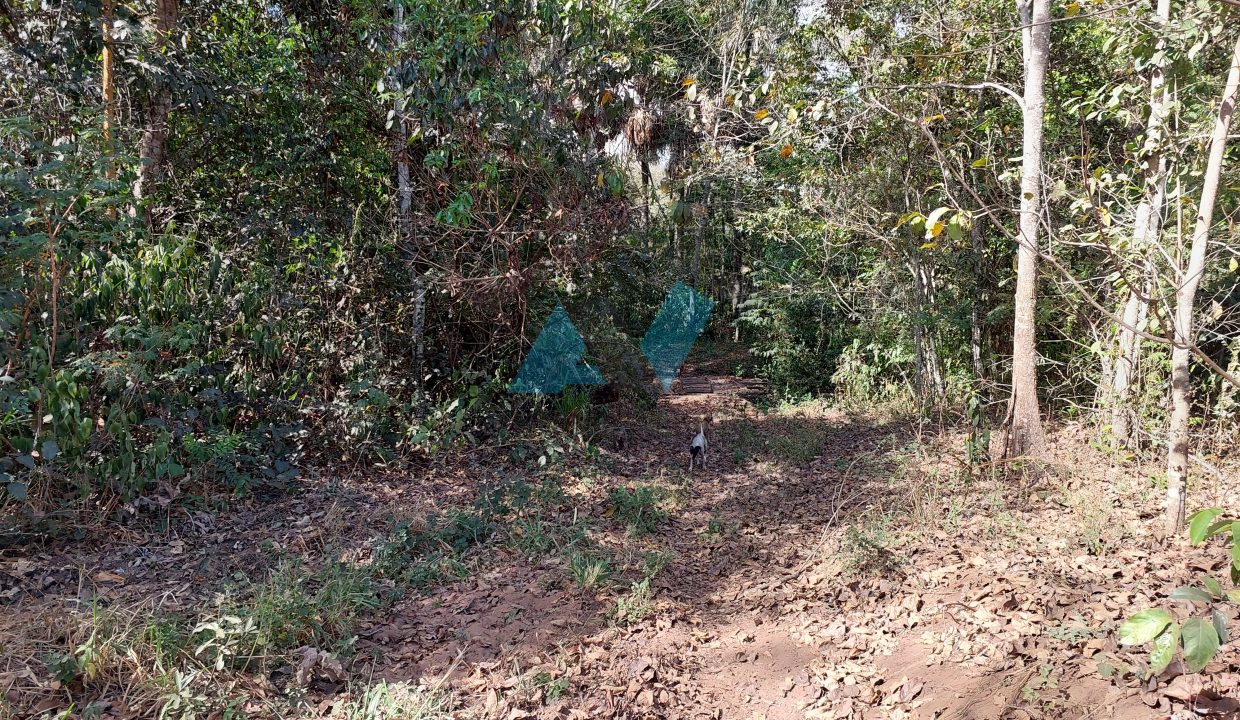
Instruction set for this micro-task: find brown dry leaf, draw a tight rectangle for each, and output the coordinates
[292,647,345,688]
[1162,674,1205,702]
[1190,693,1240,716]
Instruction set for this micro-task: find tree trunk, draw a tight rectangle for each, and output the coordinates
[970,217,987,392]
[909,251,946,407]
[1110,271,1153,448]
[133,0,178,228]
[391,0,426,368]
[731,227,743,343]
[1164,29,1240,537]
[1003,0,1050,460]
[1110,0,1170,450]
[102,0,117,220]
[640,157,652,231]
[691,184,711,287]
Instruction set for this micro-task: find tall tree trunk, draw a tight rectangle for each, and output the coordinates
[102,0,117,220]
[1110,0,1171,450]
[640,157,652,232]
[133,0,178,229]
[390,0,426,368]
[970,217,987,392]
[1110,269,1153,448]
[691,184,711,287]
[731,224,743,343]
[909,251,947,407]
[1003,0,1050,460]
[1164,30,1240,537]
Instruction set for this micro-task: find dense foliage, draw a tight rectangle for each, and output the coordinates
[3,0,1239,532]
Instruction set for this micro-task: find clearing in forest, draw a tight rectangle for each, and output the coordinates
[1,367,1238,719]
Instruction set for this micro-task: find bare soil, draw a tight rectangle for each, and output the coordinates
[2,368,1239,719]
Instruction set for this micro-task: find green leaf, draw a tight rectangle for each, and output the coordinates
[1188,508,1224,544]
[1149,622,1179,673]
[970,157,990,168]
[1118,609,1174,645]
[41,440,59,462]
[1233,530,1240,571]
[1212,608,1228,643]
[1227,588,1240,603]
[5,481,26,500]
[1181,617,1220,673]
[1203,576,1224,598]
[895,211,923,228]
[1169,586,1215,604]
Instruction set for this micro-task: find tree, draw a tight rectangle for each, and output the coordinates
[102,0,117,220]
[388,0,426,369]
[1003,0,1051,460]
[132,0,179,227]
[1108,0,1171,451]
[1164,29,1240,537]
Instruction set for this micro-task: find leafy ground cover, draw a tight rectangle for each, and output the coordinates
[2,368,1238,719]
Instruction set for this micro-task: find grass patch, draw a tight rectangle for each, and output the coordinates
[841,514,902,576]
[607,484,667,535]
[329,681,453,719]
[610,578,654,626]
[568,552,612,589]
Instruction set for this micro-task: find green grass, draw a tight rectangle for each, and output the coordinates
[608,484,667,535]
[569,553,612,589]
[330,681,453,719]
[611,578,654,626]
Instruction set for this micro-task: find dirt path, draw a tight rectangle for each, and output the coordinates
[3,369,1238,719]
[350,369,1233,720]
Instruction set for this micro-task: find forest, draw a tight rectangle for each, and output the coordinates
[2,0,1240,717]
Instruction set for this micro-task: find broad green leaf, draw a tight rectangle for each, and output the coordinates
[895,211,923,228]
[1212,608,1228,643]
[1203,576,1224,598]
[1149,622,1179,673]
[1118,609,1174,645]
[41,440,59,461]
[970,157,989,168]
[6,481,26,500]
[1169,586,1214,604]
[1188,508,1224,544]
[1227,588,1240,603]
[1181,617,1220,673]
